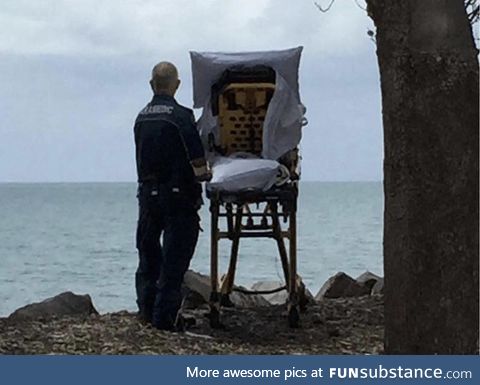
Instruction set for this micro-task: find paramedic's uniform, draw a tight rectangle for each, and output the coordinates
[134,93,204,330]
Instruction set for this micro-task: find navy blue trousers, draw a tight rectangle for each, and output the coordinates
[135,184,199,330]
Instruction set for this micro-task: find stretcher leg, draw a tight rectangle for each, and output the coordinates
[209,200,222,328]
[270,202,290,285]
[287,207,300,328]
[220,205,243,306]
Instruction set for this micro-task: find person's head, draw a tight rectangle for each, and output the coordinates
[150,61,180,96]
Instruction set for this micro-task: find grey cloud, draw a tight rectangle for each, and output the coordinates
[0,1,382,182]
[0,0,373,57]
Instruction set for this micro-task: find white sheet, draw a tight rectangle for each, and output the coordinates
[207,157,280,193]
[190,47,306,161]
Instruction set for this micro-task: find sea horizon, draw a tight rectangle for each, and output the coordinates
[0,181,384,316]
[0,179,383,184]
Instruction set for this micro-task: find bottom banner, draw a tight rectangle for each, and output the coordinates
[0,355,478,384]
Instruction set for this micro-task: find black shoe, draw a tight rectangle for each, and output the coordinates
[153,314,176,332]
[174,315,196,332]
[155,324,176,332]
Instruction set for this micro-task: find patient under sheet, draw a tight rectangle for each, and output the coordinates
[208,156,280,193]
[190,47,306,192]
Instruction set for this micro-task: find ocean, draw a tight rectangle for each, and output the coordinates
[0,182,383,316]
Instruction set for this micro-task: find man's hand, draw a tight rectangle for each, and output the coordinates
[191,158,212,182]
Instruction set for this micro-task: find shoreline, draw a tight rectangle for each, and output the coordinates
[0,271,385,355]
[0,296,384,355]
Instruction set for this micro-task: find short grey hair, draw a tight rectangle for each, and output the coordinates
[151,61,178,92]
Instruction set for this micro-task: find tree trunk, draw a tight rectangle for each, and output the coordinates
[366,0,479,354]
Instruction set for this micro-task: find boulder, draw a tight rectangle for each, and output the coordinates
[182,270,270,308]
[8,292,98,322]
[182,271,212,309]
[251,281,288,305]
[315,272,370,300]
[250,280,314,305]
[371,278,384,295]
[355,271,383,292]
[230,285,271,307]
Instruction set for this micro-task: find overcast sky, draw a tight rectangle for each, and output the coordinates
[0,0,382,182]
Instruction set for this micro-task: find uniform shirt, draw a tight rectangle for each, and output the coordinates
[134,94,205,199]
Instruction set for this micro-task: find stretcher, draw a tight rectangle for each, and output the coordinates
[190,47,308,327]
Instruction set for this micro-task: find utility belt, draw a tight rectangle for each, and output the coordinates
[137,177,203,209]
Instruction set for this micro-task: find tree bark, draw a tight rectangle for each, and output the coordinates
[366,0,479,354]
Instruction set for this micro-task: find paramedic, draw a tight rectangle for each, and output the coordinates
[133,61,210,330]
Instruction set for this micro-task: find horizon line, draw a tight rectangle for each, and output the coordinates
[0,179,383,184]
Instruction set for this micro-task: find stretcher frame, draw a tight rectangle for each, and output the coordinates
[207,182,307,328]
[205,66,307,328]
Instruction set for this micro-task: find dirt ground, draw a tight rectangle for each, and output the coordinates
[0,295,384,355]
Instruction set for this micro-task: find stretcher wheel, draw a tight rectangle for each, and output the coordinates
[209,307,223,329]
[220,294,235,308]
[298,285,308,313]
[288,306,300,328]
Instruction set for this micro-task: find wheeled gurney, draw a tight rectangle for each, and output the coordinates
[190,47,308,327]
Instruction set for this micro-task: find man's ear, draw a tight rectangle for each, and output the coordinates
[149,80,155,93]
[176,79,181,89]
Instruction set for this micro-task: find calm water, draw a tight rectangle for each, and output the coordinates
[0,182,383,316]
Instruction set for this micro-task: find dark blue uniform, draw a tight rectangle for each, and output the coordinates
[134,94,204,330]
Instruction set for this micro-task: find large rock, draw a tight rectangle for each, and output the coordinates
[315,272,370,300]
[250,281,288,305]
[250,280,314,305]
[229,284,271,307]
[182,271,212,309]
[8,292,98,322]
[371,278,384,295]
[182,270,270,308]
[356,271,383,292]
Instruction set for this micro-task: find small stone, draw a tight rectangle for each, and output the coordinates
[327,326,340,337]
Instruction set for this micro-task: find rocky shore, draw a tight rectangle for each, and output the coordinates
[0,271,384,355]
